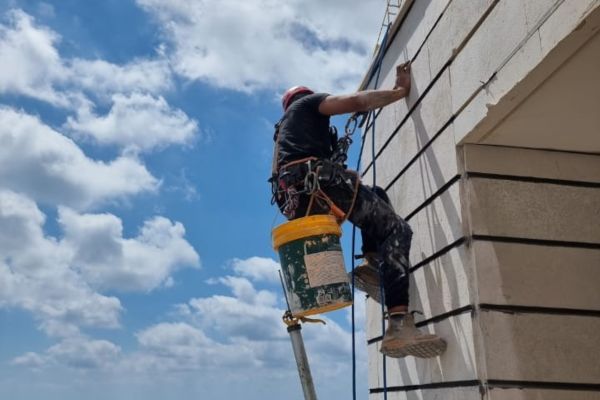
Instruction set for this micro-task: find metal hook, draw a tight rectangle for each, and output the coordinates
[345,114,359,136]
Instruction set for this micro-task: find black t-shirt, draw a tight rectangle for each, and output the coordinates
[275,92,333,167]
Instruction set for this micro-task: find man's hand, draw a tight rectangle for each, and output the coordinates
[318,61,412,116]
[393,62,411,94]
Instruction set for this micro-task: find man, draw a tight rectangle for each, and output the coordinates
[271,63,446,358]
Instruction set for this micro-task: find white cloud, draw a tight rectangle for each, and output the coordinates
[46,338,122,369]
[0,10,200,151]
[0,107,159,209]
[0,190,199,339]
[60,208,200,292]
[9,255,365,398]
[0,10,175,106]
[136,0,383,93]
[65,92,198,152]
[137,322,212,357]
[185,277,283,342]
[12,337,122,370]
[68,58,173,97]
[11,352,46,368]
[170,273,361,375]
[128,322,276,373]
[218,275,277,305]
[126,277,303,373]
[0,9,69,105]
[230,256,280,284]
[0,190,123,337]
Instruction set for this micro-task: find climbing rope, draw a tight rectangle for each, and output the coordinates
[350,22,392,400]
[371,23,390,400]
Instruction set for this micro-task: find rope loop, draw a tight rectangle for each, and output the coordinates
[303,170,319,195]
[282,310,326,327]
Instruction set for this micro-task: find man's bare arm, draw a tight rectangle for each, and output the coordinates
[318,62,411,116]
[318,88,408,115]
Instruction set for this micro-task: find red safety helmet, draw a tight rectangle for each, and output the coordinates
[281,86,314,111]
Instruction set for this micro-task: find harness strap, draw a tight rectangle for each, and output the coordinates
[305,168,361,223]
[271,119,361,221]
[270,119,284,179]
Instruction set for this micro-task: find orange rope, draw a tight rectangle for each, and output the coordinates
[305,169,361,224]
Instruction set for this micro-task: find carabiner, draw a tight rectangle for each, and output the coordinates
[345,114,359,136]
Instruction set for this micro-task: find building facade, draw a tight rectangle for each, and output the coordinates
[360,1,600,399]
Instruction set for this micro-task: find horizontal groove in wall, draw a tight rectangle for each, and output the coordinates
[418,304,473,326]
[466,172,600,188]
[404,175,461,221]
[487,380,600,391]
[472,235,600,250]
[370,380,481,393]
[464,143,600,157]
[410,236,466,272]
[369,379,481,394]
[367,305,473,345]
[370,380,600,394]
[367,302,600,345]
[366,335,382,345]
[479,304,600,318]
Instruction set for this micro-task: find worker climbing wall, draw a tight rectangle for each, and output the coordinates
[360,0,600,399]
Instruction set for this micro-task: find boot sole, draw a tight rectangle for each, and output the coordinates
[381,336,447,359]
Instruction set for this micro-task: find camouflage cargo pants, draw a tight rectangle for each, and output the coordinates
[290,169,412,308]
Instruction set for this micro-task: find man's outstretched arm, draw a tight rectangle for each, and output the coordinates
[318,62,411,116]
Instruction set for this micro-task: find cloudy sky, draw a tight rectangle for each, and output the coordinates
[0,1,384,399]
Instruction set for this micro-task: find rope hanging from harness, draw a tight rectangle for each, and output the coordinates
[349,21,392,400]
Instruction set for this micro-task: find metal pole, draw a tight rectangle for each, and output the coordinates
[279,270,318,400]
[287,323,318,400]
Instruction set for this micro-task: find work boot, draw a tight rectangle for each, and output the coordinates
[380,312,447,358]
[348,253,382,303]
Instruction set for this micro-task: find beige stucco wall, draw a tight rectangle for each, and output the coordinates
[361,0,600,399]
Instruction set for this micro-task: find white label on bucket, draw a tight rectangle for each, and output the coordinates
[304,251,348,288]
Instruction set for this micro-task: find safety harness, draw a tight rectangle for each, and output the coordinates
[269,113,364,221]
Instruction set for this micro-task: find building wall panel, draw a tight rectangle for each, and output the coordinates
[473,241,600,311]
[480,311,600,383]
[462,144,600,184]
[467,178,600,244]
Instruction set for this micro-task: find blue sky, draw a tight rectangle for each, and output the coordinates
[0,1,384,399]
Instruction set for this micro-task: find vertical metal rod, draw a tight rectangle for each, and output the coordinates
[287,324,318,400]
[279,270,318,400]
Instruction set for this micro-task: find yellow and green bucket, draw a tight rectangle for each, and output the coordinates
[272,215,352,317]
